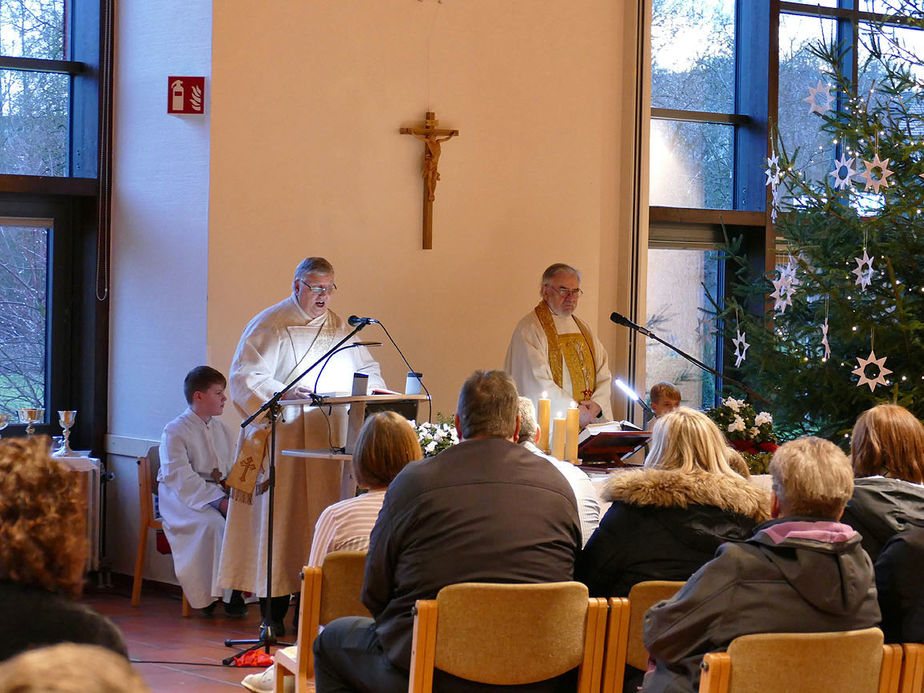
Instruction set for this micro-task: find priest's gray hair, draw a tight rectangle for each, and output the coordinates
[456,370,519,440]
[769,437,854,520]
[541,263,581,286]
[294,256,334,281]
[516,396,538,444]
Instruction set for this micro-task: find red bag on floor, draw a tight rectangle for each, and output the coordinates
[231,650,274,667]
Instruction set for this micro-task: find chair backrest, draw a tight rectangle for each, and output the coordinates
[902,643,924,693]
[409,581,607,692]
[626,580,685,670]
[318,550,370,625]
[136,447,160,526]
[699,628,901,693]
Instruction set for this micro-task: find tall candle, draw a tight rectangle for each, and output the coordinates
[537,394,551,453]
[566,402,580,463]
[551,414,566,460]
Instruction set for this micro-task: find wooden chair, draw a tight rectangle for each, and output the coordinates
[131,445,190,617]
[273,550,370,693]
[901,643,924,693]
[698,628,902,693]
[407,581,608,693]
[601,580,685,693]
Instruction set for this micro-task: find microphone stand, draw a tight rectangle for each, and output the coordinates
[222,321,368,664]
[610,313,769,406]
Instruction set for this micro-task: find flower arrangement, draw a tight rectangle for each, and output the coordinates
[706,397,779,474]
[414,414,459,457]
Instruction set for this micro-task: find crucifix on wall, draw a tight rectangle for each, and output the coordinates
[400,111,459,249]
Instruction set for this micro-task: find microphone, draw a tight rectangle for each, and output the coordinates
[348,315,379,327]
[610,311,652,337]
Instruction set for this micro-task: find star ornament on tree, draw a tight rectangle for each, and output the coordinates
[852,349,892,392]
[860,154,894,194]
[765,153,781,188]
[830,153,856,191]
[852,249,875,291]
[733,329,750,368]
[805,80,834,116]
[770,277,794,314]
[821,319,831,361]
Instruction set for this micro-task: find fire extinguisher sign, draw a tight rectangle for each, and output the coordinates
[167,76,206,114]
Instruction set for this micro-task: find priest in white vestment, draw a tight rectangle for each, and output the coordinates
[505,262,613,427]
[217,257,385,635]
[158,366,238,612]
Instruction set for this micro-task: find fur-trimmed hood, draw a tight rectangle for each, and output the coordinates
[602,468,771,523]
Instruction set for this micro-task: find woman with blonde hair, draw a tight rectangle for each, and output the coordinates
[842,403,924,561]
[0,437,126,662]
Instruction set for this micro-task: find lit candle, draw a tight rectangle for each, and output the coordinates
[537,393,551,453]
[551,413,566,460]
[565,402,580,463]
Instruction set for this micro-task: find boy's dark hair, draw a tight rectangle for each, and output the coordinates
[183,366,227,404]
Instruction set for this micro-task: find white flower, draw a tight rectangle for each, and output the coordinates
[727,416,746,433]
[755,412,773,426]
[425,441,437,453]
[749,427,760,438]
[724,398,741,412]
[433,429,444,441]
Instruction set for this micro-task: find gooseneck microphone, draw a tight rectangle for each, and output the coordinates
[348,315,379,326]
[609,311,652,337]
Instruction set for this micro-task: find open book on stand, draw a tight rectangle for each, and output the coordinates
[578,420,649,468]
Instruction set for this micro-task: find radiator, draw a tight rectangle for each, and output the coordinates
[57,456,102,572]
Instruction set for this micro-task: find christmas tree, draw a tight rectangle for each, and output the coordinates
[720,2,924,442]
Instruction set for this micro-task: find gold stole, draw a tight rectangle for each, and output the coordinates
[533,301,598,402]
[226,311,341,504]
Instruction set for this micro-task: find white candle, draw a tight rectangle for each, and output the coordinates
[565,402,580,463]
[551,414,566,460]
[537,393,551,453]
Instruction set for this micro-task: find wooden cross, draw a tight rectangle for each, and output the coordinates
[400,111,459,249]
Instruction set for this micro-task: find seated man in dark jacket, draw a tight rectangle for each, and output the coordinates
[313,370,582,693]
[642,436,881,693]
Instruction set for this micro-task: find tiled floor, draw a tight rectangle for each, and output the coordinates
[85,582,295,692]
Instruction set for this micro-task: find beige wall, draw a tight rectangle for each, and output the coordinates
[208,0,645,421]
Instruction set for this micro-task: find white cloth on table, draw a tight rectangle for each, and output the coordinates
[307,489,385,567]
[505,309,613,421]
[218,296,385,597]
[158,407,234,609]
[522,440,601,547]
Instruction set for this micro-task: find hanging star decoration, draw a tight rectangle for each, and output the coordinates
[852,349,892,392]
[765,153,782,188]
[805,80,834,116]
[830,152,856,191]
[733,329,750,368]
[770,277,794,314]
[770,183,781,223]
[852,249,875,291]
[696,312,715,339]
[780,256,800,288]
[821,318,831,361]
[859,154,894,194]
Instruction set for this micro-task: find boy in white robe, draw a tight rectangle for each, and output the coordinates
[158,366,243,615]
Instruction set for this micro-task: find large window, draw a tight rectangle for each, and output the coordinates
[0,0,109,447]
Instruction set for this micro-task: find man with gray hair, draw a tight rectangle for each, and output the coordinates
[218,256,385,636]
[640,436,881,693]
[505,262,613,428]
[313,370,581,693]
[517,396,601,546]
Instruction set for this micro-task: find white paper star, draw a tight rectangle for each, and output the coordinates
[770,184,781,223]
[697,313,715,339]
[805,80,834,115]
[860,154,894,194]
[821,319,830,361]
[852,349,892,392]
[830,153,856,191]
[852,249,875,291]
[779,257,800,288]
[733,329,750,368]
[770,277,794,314]
[765,153,781,188]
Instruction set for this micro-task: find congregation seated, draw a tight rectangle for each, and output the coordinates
[642,436,881,693]
[0,643,149,693]
[841,403,924,561]
[0,438,127,662]
[516,396,601,546]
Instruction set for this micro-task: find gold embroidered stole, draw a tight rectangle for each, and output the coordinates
[226,311,342,504]
[533,301,598,402]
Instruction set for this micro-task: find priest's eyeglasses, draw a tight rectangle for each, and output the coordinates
[299,280,337,295]
[551,286,583,298]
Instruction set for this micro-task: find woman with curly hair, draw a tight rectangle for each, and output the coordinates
[842,403,924,561]
[0,437,126,662]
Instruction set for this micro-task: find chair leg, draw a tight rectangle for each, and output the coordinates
[181,593,191,618]
[131,526,149,607]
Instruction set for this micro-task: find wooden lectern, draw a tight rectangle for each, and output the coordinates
[578,430,651,470]
[282,393,429,499]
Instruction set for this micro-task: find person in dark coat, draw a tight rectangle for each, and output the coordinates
[0,437,126,662]
[842,403,924,561]
[874,519,924,643]
[313,370,582,693]
[642,437,881,693]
